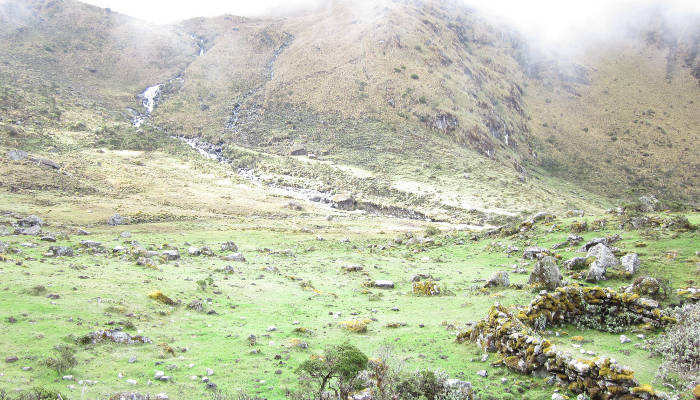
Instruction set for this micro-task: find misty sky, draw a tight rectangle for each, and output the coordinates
[79,0,700,46]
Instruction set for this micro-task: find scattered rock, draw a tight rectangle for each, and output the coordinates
[620,253,639,274]
[484,271,510,287]
[206,368,214,376]
[476,370,488,377]
[579,237,608,252]
[223,253,245,262]
[563,257,590,270]
[5,356,18,363]
[187,300,203,312]
[585,244,619,282]
[220,241,238,252]
[331,193,356,211]
[638,195,659,212]
[120,231,132,238]
[523,247,548,260]
[15,225,41,236]
[620,335,631,344]
[82,330,151,345]
[162,250,180,260]
[187,247,201,256]
[374,280,395,289]
[108,214,125,226]
[7,149,28,161]
[528,256,562,290]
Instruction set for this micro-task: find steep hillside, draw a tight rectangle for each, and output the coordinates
[524,13,700,203]
[1,0,697,225]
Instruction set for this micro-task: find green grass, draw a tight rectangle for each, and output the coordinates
[0,209,696,398]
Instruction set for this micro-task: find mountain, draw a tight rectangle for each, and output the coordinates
[1,0,698,226]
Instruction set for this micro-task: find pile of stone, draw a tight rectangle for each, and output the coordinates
[458,285,676,400]
[81,330,151,345]
[677,287,700,302]
[515,285,674,330]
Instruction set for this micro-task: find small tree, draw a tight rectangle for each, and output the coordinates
[43,345,77,375]
[296,343,368,400]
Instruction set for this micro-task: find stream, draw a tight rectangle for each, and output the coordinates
[130,32,433,220]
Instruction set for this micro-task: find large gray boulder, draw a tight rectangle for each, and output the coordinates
[587,244,619,269]
[620,253,640,274]
[585,243,618,282]
[528,256,562,290]
[17,215,43,227]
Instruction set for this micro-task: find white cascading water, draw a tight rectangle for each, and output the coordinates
[132,84,161,127]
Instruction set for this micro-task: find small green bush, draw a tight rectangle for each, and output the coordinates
[42,345,77,374]
[410,74,419,80]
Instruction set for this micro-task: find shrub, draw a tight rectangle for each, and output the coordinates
[42,345,77,374]
[648,303,700,382]
[410,74,419,80]
[295,343,368,400]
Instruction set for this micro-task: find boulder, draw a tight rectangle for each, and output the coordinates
[485,271,510,287]
[15,225,41,235]
[620,253,639,274]
[30,157,60,169]
[162,250,180,260]
[587,244,619,270]
[638,195,659,212]
[17,215,43,227]
[331,193,356,211]
[48,246,73,257]
[528,256,562,290]
[187,247,201,256]
[223,253,245,262]
[107,214,125,226]
[586,263,606,282]
[374,280,394,289]
[0,241,7,253]
[563,257,589,270]
[531,211,555,222]
[7,149,28,161]
[523,247,548,260]
[220,241,238,252]
[579,237,608,252]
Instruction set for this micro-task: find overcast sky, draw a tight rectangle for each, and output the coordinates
[79,0,700,46]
